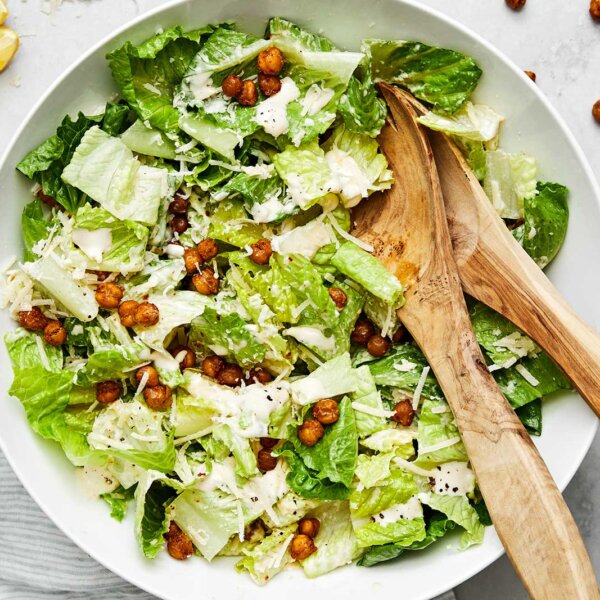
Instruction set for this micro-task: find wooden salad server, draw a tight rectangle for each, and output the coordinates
[395,88,600,419]
[351,83,599,599]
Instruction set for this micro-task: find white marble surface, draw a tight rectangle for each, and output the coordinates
[0,1,599,598]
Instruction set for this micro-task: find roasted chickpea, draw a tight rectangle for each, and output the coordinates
[249,239,272,265]
[593,100,600,124]
[246,367,272,384]
[144,384,173,411]
[298,419,324,447]
[17,307,48,331]
[367,335,391,357]
[391,399,415,426]
[95,282,124,309]
[172,345,197,370]
[135,365,160,388]
[350,317,375,346]
[313,399,339,425]
[217,364,244,387]
[164,522,194,560]
[197,238,219,261]
[260,437,278,449]
[257,448,278,471]
[183,247,203,274]
[328,287,347,310]
[392,327,405,344]
[171,215,189,234]
[257,47,285,76]
[524,70,536,82]
[134,302,160,327]
[92,270,110,282]
[244,520,266,544]
[43,320,67,347]
[192,267,219,295]
[222,74,243,98]
[96,380,122,404]
[592,0,600,20]
[169,194,190,214]
[258,74,282,97]
[505,0,526,9]
[118,300,139,328]
[36,188,59,208]
[238,80,258,107]
[290,534,317,561]
[297,517,320,539]
[201,355,224,378]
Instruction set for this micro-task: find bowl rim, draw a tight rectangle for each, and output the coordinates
[0,1,598,598]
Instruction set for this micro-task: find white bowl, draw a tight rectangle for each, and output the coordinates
[0,1,598,599]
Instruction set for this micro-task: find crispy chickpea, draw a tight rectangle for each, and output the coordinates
[505,0,526,9]
[118,300,139,328]
[197,238,219,261]
[164,522,193,560]
[169,195,190,214]
[290,534,317,561]
[183,247,203,274]
[172,345,197,370]
[244,520,266,544]
[257,448,278,471]
[593,100,600,124]
[96,380,122,404]
[36,188,59,209]
[17,307,48,331]
[134,302,160,327]
[524,70,536,82]
[43,320,67,347]
[328,287,347,310]
[313,399,339,425]
[591,0,600,20]
[350,317,375,346]
[222,74,243,98]
[391,399,415,426]
[246,367,272,384]
[249,239,272,265]
[201,355,224,378]
[95,282,124,310]
[297,517,320,539]
[258,74,282,97]
[192,267,219,295]
[238,80,258,107]
[217,364,244,387]
[171,215,189,235]
[260,437,278,449]
[367,335,391,357]
[92,270,110,282]
[298,419,324,447]
[257,47,285,76]
[135,365,159,387]
[392,327,405,344]
[144,384,173,411]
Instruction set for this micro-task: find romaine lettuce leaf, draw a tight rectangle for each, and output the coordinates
[21,199,51,263]
[101,484,136,522]
[207,198,264,247]
[352,365,387,438]
[354,516,426,548]
[267,17,337,55]
[366,39,482,113]
[212,424,258,479]
[120,120,178,159]
[516,399,543,436]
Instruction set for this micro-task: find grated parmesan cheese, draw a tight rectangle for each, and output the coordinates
[412,366,430,411]
[418,436,461,455]
[326,214,374,252]
[351,402,395,419]
[35,335,50,370]
[515,363,540,386]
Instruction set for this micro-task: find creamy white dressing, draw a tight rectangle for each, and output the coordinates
[324,148,370,207]
[284,326,335,352]
[204,95,230,114]
[241,163,274,179]
[248,193,295,223]
[271,220,335,259]
[187,72,221,102]
[429,461,475,496]
[301,84,335,116]
[370,496,423,524]
[72,228,112,263]
[393,359,418,372]
[76,464,119,498]
[254,77,300,137]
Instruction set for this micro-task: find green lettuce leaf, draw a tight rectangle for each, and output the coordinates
[212,424,258,479]
[366,39,482,113]
[207,198,264,247]
[352,365,387,438]
[267,17,337,55]
[522,182,569,268]
[101,484,136,522]
[516,399,543,436]
[354,516,426,548]
[21,199,51,262]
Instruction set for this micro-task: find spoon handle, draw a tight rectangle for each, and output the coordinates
[411,299,600,599]
[430,133,600,419]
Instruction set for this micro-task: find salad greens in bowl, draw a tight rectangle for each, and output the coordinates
[0,2,597,600]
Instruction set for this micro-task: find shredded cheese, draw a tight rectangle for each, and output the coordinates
[35,335,51,370]
[418,436,461,455]
[412,365,430,411]
[393,457,432,478]
[326,214,374,252]
[515,363,540,386]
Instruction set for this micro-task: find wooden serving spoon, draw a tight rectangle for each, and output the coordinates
[351,83,599,598]
[396,87,600,419]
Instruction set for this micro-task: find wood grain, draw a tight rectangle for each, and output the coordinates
[396,88,600,419]
[351,83,599,599]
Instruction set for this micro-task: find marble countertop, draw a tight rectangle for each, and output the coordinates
[0,1,598,598]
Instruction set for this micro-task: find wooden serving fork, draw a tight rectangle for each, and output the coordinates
[351,83,599,599]
[395,87,600,419]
